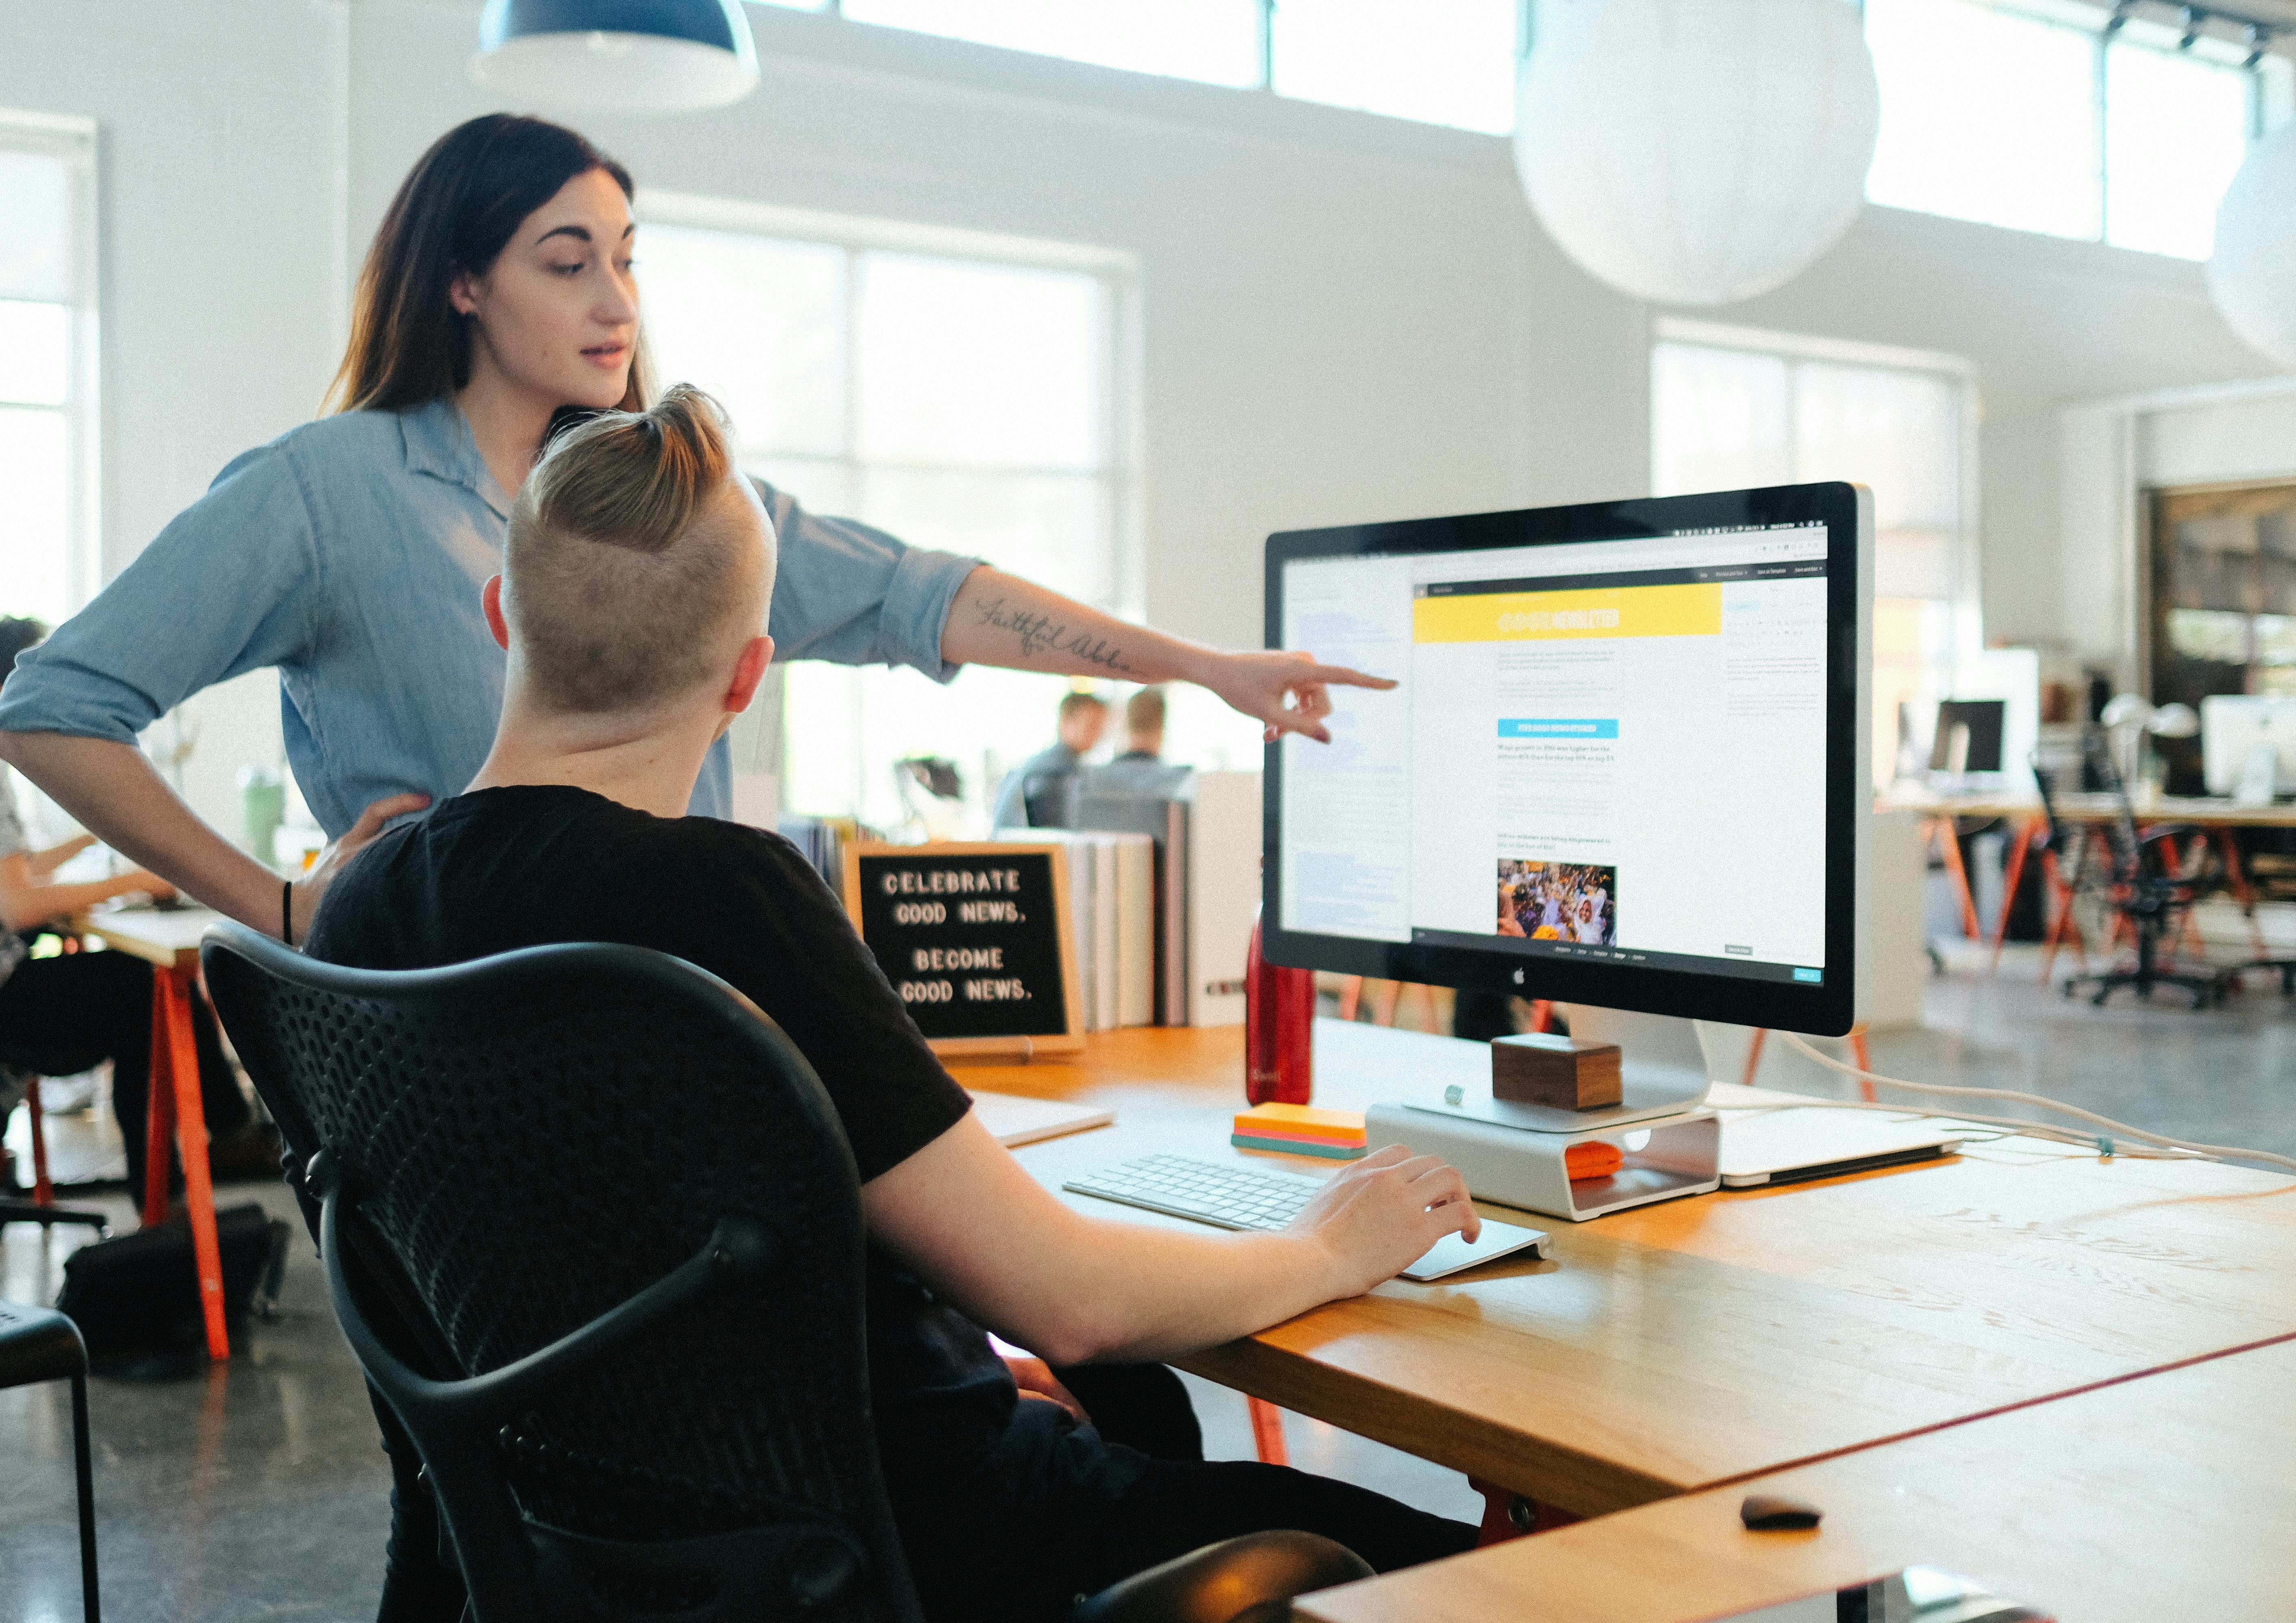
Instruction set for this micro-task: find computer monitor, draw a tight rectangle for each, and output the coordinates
[1928,698,2006,776]
[2201,693,2296,798]
[1263,482,1872,1039]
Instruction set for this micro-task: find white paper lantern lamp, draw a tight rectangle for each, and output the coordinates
[1514,0,1881,307]
[2210,119,2296,370]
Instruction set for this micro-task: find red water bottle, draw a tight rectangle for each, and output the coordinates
[1245,906,1313,1104]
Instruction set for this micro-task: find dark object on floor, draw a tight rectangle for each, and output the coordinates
[0,1300,101,1621]
[2058,736,2227,1008]
[202,920,1364,1623]
[54,1201,289,1375]
[1072,1530,1373,1623]
[1739,1493,1823,1531]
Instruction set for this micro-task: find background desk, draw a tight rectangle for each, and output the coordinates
[981,1020,2296,1515]
[73,905,233,1360]
[1298,1332,2296,1623]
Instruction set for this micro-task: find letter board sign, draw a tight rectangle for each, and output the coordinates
[842,842,1083,1057]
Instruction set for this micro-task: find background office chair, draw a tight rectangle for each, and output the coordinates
[200,922,1369,1623]
[2060,735,2225,1007]
[0,1068,112,1236]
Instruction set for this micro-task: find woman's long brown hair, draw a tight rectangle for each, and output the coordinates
[326,114,653,415]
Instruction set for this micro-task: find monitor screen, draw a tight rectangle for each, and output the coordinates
[1262,482,1870,1036]
[1929,698,2006,775]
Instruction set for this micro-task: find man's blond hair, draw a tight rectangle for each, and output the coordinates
[505,384,768,714]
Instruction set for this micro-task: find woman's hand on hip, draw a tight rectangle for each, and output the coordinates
[287,792,430,944]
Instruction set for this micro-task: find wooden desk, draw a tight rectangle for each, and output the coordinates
[982,1021,2296,1515]
[1298,1333,2296,1623]
[76,906,233,1360]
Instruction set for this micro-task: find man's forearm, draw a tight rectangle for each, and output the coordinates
[0,732,282,931]
[940,567,1218,686]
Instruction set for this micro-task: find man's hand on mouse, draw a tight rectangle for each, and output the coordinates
[1288,1144,1479,1297]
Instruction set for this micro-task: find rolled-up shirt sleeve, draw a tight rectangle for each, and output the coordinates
[0,445,317,743]
[754,476,980,682]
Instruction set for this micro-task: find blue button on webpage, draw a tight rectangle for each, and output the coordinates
[1792,967,1823,984]
[1497,718,1619,739]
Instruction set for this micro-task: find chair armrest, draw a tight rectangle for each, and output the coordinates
[2134,823,2205,849]
[1072,1531,1374,1623]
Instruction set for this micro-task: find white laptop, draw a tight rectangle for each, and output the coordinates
[1717,1108,1959,1188]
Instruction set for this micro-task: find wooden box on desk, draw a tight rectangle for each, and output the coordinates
[1489,1032,1622,1111]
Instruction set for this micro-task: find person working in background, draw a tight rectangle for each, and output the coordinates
[1080,685,1194,803]
[0,618,267,1192]
[307,388,1481,1623]
[990,691,1107,829]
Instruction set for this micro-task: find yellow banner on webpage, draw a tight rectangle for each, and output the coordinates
[1412,581,1721,642]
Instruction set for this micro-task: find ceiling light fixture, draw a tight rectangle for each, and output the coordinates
[471,0,760,114]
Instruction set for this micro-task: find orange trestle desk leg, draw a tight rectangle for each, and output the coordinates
[1740,1027,1768,1087]
[1848,1028,1874,1104]
[142,977,174,1227]
[26,1080,53,1205]
[1469,1478,1582,1546]
[2218,827,2268,958]
[146,965,230,1361]
[1988,815,2042,974]
[1930,818,1981,941]
[1527,999,1553,1034]
[1335,976,1363,1022]
[1247,1397,1288,1466]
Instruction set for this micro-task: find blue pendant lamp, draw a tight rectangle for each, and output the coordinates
[473,0,759,113]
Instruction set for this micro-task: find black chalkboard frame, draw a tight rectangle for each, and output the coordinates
[840,841,1085,1059]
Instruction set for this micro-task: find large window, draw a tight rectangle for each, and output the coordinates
[0,113,96,631]
[637,198,1135,831]
[767,0,1520,134]
[1652,322,1975,790]
[1865,0,2291,260]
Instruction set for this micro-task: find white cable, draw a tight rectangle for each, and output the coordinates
[1777,1032,2296,1175]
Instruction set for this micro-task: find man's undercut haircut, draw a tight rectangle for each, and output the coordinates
[506,383,762,713]
[1058,691,1107,722]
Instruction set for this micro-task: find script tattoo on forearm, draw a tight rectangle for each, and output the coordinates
[974,597,1136,674]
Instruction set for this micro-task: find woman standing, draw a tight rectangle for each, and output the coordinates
[0,114,1383,942]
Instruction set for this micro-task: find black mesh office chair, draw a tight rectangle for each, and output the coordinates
[199,921,1368,1623]
[2060,735,2226,1007]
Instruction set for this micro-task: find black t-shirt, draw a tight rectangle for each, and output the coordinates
[306,784,1019,1487]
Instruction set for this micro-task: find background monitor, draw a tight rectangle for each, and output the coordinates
[1929,698,2006,775]
[2201,693,2296,797]
[1262,482,1872,1038]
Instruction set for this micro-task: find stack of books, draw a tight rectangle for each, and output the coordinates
[1230,1103,1368,1160]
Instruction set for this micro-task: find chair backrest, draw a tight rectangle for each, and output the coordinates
[2081,733,2145,878]
[200,920,922,1623]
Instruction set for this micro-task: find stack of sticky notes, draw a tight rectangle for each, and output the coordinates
[1232,1103,1369,1160]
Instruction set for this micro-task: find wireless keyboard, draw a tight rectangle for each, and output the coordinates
[1064,1154,1326,1232]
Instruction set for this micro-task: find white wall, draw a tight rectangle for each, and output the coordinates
[4,0,2283,832]
[0,0,347,839]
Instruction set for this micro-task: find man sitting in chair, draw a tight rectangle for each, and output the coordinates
[306,386,1480,1623]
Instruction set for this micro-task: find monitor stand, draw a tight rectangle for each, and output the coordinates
[1352,1006,1724,1222]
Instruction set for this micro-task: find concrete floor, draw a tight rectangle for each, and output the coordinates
[4,950,2292,1621]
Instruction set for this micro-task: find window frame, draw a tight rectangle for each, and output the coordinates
[635,189,1144,623]
[0,108,100,622]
